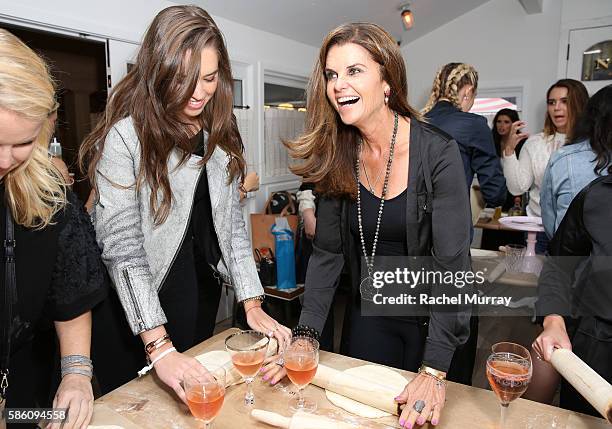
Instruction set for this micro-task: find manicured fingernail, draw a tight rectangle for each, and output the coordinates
[270,380,276,385]
[417,417,425,425]
[406,423,413,429]
[260,367,267,373]
[394,396,401,401]
[432,419,439,425]
[263,375,269,381]
[399,419,405,426]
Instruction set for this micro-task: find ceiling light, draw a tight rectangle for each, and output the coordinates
[400,3,414,30]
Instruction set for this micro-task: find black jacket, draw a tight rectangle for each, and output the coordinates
[426,101,507,207]
[299,119,472,372]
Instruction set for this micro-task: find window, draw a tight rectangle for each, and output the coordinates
[470,87,524,127]
[263,73,307,178]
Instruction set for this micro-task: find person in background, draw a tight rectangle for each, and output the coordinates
[79,5,290,401]
[540,84,612,238]
[533,172,612,417]
[261,23,472,428]
[501,79,588,253]
[0,28,107,428]
[491,109,528,209]
[422,62,507,209]
[492,108,528,160]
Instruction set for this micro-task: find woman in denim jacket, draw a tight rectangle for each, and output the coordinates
[540,85,612,238]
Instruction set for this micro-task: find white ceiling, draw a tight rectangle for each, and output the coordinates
[178,0,493,47]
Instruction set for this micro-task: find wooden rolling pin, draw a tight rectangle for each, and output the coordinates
[311,364,400,415]
[550,348,612,422]
[251,409,356,428]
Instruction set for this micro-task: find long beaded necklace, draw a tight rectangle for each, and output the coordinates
[356,111,399,300]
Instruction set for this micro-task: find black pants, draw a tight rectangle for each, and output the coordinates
[343,303,477,383]
[560,317,612,418]
[92,252,222,394]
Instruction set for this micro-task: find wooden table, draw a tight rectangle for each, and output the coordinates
[474,217,517,231]
[471,253,540,289]
[91,328,608,428]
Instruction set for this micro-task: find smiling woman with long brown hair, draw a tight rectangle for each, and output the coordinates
[79,5,290,402]
[261,23,472,428]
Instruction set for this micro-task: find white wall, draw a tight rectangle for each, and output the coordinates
[561,0,612,24]
[401,0,563,134]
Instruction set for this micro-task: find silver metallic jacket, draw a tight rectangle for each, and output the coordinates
[92,117,263,335]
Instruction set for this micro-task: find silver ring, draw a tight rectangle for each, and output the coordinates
[275,357,285,368]
[413,400,426,413]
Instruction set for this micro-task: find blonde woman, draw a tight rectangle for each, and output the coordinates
[0,29,106,428]
[422,62,508,209]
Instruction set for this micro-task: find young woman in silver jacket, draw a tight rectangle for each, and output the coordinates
[79,5,290,403]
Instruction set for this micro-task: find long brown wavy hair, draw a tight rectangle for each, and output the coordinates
[286,22,421,198]
[79,5,245,225]
[542,79,588,140]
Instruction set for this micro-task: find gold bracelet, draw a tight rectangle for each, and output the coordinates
[145,334,170,355]
[419,364,446,382]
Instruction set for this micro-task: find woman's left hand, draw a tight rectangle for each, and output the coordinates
[395,372,446,427]
[47,374,93,429]
[245,306,292,351]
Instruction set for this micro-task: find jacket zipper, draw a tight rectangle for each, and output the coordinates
[157,162,204,293]
[122,269,145,331]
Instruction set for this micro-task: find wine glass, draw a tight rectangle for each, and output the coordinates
[486,342,532,429]
[225,330,269,407]
[183,365,226,429]
[284,336,319,413]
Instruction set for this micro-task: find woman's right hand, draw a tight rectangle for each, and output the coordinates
[259,354,287,386]
[302,208,317,240]
[503,120,529,156]
[532,315,572,362]
[152,346,210,404]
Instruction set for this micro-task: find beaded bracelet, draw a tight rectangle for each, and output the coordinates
[242,295,265,306]
[292,325,320,342]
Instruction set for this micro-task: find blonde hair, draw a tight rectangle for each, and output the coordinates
[422,62,478,114]
[286,22,421,198]
[0,28,66,228]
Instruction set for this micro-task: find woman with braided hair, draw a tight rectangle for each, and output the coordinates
[501,79,588,253]
[423,62,507,210]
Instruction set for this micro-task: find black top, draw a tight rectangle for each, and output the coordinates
[160,130,222,292]
[299,120,473,372]
[536,174,612,323]
[0,184,107,405]
[426,101,507,207]
[349,183,408,256]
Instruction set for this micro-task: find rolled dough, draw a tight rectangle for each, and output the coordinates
[325,365,409,418]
